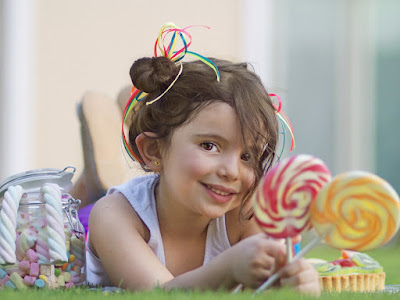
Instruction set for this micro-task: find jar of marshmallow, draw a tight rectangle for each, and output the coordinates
[0,167,85,289]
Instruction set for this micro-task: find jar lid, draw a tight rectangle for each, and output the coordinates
[0,166,76,197]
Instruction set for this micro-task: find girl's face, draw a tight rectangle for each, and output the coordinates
[158,102,256,219]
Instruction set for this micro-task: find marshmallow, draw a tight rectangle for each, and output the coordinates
[30,262,39,277]
[39,264,54,277]
[5,280,16,289]
[0,185,23,264]
[34,278,45,288]
[23,275,36,286]
[26,249,39,262]
[0,275,10,287]
[57,275,65,287]
[63,272,71,282]
[9,272,27,290]
[18,260,30,271]
[0,268,7,279]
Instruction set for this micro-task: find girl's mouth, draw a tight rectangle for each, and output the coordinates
[203,183,236,203]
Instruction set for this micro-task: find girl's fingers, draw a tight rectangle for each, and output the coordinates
[280,258,310,278]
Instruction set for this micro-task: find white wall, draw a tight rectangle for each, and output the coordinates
[0,0,381,183]
[0,0,242,181]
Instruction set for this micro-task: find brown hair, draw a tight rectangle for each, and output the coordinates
[129,57,279,220]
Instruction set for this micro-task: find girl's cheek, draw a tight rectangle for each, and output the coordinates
[244,168,256,188]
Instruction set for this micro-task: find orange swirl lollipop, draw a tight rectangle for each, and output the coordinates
[253,154,332,239]
[311,171,400,251]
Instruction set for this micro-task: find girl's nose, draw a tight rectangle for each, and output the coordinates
[217,153,240,180]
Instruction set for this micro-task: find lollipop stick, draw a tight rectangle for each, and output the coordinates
[253,235,322,294]
[231,284,243,294]
[286,237,292,263]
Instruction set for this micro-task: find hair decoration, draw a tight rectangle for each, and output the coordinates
[146,61,183,105]
[268,93,295,159]
[122,22,221,164]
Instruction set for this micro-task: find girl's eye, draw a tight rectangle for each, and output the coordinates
[200,142,218,152]
[241,152,251,162]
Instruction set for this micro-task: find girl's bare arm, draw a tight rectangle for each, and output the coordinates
[89,195,284,291]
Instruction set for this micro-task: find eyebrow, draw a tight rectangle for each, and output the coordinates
[193,133,228,143]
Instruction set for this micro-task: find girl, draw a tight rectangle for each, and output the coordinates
[86,24,320,295]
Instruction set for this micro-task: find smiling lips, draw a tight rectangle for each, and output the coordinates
[204,183,237,203]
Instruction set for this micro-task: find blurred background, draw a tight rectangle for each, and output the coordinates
[0,0,399,192]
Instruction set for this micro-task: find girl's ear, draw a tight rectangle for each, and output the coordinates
[135,132,162,172]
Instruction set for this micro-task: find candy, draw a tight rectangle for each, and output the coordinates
[23,275,36,286]
[61,262,68,270]
[9,272,27,290]
[68,254,75,263]
[70,274,81,283]
[65,264,72,272]
[36,237,51,264]
[39,264,54,277]
[30,262,39,277]
[0,185,24,264]
[253,155,331,238]
[6,267,25,277]
[0,268,7,279]
[70,235,85,264]
[41,184,68,263]
[18,260,30,271]
[26,249,39,262]
[16,228,37,261]
[57,275,65,287]
[34,278,45,288]
[5,280,16,289]
[63,271,71,282]
[0,274,10,286]
[38,275,48,282]
[311,171,400,251]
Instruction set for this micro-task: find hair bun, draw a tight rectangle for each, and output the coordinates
[129,57,178,93]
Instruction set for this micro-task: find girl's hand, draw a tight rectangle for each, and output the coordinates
[229,233,286,289]
[279,258,321,297]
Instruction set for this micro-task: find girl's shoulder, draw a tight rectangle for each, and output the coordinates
[107,174,159,211]
[88,188,151,256]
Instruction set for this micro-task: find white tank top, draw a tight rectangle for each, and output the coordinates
[86,174,231,286]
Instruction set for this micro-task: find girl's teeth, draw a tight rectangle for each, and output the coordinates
[207,185,229,196]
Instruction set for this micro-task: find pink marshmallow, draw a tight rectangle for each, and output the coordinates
[73,258,83,267]
[26,249,39,262]
[7,268,26,277]
[0,275,10,287]
[18,260,31,271]
[70,275,81,284]
[65,281,75,288]
[23,275,36,286]
[36,239,49,250]
[29,263,39,277]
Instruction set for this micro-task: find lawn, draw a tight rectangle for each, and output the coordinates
[1,243,399,299]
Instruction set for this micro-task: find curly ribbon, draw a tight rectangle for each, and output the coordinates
[122,22,220,163]
[122,23,294,164]
[269,93,295,158]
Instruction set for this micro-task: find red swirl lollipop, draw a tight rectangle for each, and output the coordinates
[253,154,331,239]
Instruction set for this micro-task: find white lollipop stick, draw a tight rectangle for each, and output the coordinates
[254,235,322,294]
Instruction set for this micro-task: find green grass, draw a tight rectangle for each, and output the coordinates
[1,287,400,300]
[1,244,399,299]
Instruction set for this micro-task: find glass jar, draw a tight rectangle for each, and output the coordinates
[0,166,85,289]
